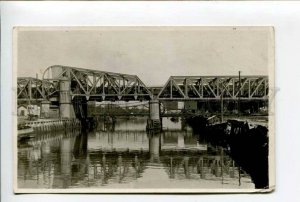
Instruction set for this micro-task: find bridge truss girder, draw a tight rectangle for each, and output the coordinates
[42,65,153,101]
[157,76,268,101]
[17,77,46,103]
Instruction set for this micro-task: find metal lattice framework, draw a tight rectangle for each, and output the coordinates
[157,76,268,101]
[18,67,269,103]
[17,77,46,102]
[42,65,153,101]
[148,86,163,97]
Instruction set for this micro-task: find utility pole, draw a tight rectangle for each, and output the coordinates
[36,74,38,104]
[221,147,224,184]
[221,94,224,123]
[238,71,241,116]
[238,166,241,186]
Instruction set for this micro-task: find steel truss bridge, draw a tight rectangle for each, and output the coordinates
[17,77,47,103]
[157,76,268,101]
[17,65,269,104]
[43,65,153,101]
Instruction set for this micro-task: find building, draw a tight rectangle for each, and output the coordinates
[17,105,28,117]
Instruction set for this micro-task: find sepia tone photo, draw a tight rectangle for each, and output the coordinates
[13,26,275,193]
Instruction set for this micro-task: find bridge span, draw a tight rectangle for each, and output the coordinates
[42,65,154,101]
[17,65,269,127]
[157,75,268,101]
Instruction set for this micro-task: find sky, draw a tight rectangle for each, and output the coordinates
[16,27,273,86]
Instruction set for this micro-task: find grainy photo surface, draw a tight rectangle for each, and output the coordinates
[14,27,275,193]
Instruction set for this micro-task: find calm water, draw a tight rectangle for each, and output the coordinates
[18,117,254,189]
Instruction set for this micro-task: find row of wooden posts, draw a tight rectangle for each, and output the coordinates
[24,119,82,132]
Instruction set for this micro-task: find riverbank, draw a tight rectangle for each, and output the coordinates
[186,116,269,189]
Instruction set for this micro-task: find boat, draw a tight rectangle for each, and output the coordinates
[18,124,34,140]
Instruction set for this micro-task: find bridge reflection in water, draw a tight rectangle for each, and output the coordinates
[17,117,254,189]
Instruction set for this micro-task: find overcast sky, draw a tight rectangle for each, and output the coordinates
[16,27,273,86]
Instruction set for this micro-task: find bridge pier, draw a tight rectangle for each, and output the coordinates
[40,100,51,118]
[147,100,161,130]
[177,133,185,148]
[149,133,161,163]
[59,77,75,119]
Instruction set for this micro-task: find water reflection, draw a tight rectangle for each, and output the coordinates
[18,117,254,189]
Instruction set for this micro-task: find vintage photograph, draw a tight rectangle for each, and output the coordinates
[14,27,274,193]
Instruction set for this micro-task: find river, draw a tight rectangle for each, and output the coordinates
[17,117,254,190]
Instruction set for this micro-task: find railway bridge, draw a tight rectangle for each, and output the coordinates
[17,65,269,127]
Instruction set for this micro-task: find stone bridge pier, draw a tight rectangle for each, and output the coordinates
[59,77,75,119]
[148,133,161,163]
[40,100,51,118]
[147,100,161,130]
